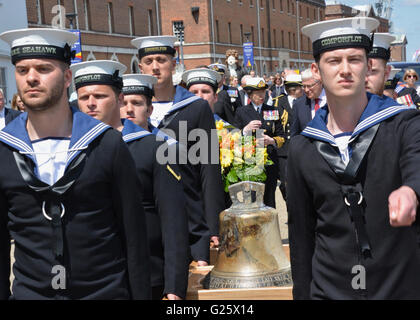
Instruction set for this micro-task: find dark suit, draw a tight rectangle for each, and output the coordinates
[156,86,226,262]
[269,85,286,98]
[4,108,21,126]
[272,94,296,200]
[290,96,312,137]
[214,86,242,127]
[124,128,189,300]
[234,103,285,208]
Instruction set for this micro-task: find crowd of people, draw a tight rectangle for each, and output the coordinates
[1,15,420,301]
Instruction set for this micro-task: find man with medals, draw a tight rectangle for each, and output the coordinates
[131,36,225,266]
[72,61,189,300]
[234,77,285,208]
[0,28,150,299]
[287,17,420,299]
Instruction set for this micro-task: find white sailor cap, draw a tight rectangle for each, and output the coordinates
[208,63,227,75]
[243,77,268,91]
[368,33,396,60]
[131,35,177,59]
[122,74,157,98]
[70,60,127,90]
[285,74,302,87]
[0,28,78,65]
[301,17,380,57]
[182,68,221,92]
[384,66,402,90]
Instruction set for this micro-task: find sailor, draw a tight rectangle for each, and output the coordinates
[72,61,189,300]
[288,17,420,299]
[383,66,401,100]
[272,73,303,200]
[0,28,151,299]
[366,33,396,96]
[182,68,237,210]
[131,35,226,265]
[234,77,285,208]
[209,63,242,127]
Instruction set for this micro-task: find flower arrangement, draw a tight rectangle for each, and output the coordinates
[216,119,274,192]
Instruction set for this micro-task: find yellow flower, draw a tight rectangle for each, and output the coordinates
[220,148,234,168]
[216,120,224,131]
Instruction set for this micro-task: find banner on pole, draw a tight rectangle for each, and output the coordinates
[243,42,254,68]
[69,29,82,64]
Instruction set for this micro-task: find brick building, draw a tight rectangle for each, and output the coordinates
[160,0,326,74]
[24,1,326,75]
[25,0,160,73]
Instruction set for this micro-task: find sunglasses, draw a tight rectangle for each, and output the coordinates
[406,75,418,79]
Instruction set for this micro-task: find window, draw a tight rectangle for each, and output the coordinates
[287,0,290,13]
[83,0,90,30]
[250,0,253,7]
[261,27,265,47]
[148,9,154,36]
[228,22,232,44]
[107,2,114,33]
[280,0,283,12]
[240,24,244,44]
[173,21,184,42]
[273,29,277,48]
[288,32,291,49]
[281,30,284,48]
[272,0,275,9]
[307,7,309,20]
[216,20,220,42]
[260,0,263,9]
[293,33,296,50]
[129,6,135,35]
[251,26,255,44]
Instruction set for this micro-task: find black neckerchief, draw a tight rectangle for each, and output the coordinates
[13,149,88,259]
[314,123,380,260]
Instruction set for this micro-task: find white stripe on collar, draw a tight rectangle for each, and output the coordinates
[352,105,412,137]
[66,122,110,164]
[123,130,151,143]
[168,95,201,114]
[302,127,337,145]
[0,130,33,153]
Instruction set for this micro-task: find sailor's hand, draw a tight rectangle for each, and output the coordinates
[388,186,418,227]
[166,293,182,300]
[210,236,220,247]
[196,260,209,267]
[263,134,275,146]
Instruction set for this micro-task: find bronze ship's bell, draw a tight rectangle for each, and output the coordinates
[207,181,292,289]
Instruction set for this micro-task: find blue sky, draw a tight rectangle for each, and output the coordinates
[335,0,420,61]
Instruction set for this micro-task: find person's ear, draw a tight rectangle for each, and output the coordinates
[311,62,321,81]
[384,64,391,82]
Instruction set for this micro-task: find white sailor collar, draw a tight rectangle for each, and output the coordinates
[121,118,153,143]
[301,92,413,146]
[0,106,110,167]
